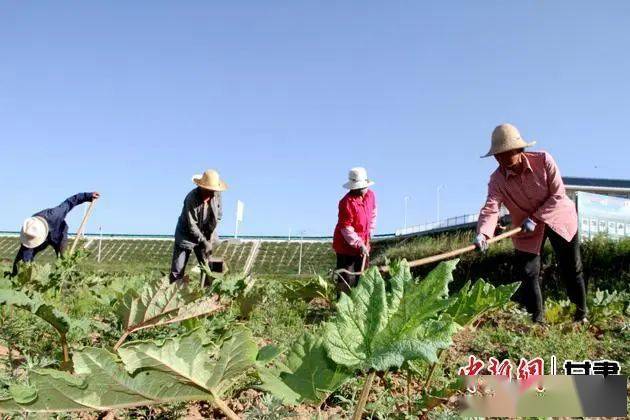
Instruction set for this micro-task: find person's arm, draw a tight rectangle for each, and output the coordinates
[477,179,503,240]
[370,199,377,237]
[184,195,209,244]
[54,192,96,220]
[339,200,363,248]
[11,246,34,276]
[532,153,569,222]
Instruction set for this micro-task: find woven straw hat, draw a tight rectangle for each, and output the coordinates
[343,167,375,190]
[482,123,536,158]
[20,216,49,248]
[192,169,228,191]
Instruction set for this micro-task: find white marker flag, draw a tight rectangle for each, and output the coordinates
[236,200,245,223]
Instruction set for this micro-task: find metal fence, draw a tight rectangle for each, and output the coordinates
[395,213,480,236]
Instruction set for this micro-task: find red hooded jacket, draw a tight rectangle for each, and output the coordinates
[333,190,377,256]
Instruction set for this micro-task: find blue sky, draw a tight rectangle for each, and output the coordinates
[1,1,628,236]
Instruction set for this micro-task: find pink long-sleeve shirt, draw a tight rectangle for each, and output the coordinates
[477,151,577,255]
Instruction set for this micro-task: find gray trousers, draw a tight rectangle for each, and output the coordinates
[169,242,209,282]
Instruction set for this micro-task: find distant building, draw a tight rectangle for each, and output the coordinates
[563,177,630,200]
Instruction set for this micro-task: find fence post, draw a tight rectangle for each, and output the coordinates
[98,226,103,263]
[298,231,304,275]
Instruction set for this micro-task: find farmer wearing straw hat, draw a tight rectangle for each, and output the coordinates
[332,167,377,294]
[11,192,100,276]
[474,123,588,324]
[169,169,226,283]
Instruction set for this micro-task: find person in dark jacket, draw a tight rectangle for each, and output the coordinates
[12,192,100,275]
[169,169,226,283]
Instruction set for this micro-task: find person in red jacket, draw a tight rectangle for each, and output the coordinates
[332,167,377,294]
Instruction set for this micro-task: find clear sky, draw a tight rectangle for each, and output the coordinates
[1,1,628,236]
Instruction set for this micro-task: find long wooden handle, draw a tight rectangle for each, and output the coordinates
[380,227,522,273]
[70,200,97,254]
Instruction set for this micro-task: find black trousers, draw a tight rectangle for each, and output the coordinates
[515,226,588,322]
[335,253,367,295]
[169,243,209,283]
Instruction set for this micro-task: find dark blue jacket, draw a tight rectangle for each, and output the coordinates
[12,193,93,274]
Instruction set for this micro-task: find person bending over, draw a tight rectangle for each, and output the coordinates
[12,192,100,276]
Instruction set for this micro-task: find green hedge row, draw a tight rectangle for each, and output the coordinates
[373,233,630,297]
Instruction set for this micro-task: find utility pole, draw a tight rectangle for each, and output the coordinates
[234,200,244,239]
[97,226,103,263]
[297,230,305,275]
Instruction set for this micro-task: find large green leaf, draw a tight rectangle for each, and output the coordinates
[0,289,70,335]
[446,279,520,326]
[258,332,353,404]
[324,260,460,372]
[324,267,388,368]
[115,278,221,339]
[119,327,257,397]
[0,329,257,413]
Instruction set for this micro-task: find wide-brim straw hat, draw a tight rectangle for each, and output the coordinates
[20,216,49,249]
[482,123,536,158]
[192,169,228,191]
[343,167,375,190]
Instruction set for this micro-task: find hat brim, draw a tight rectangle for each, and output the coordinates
[343,180,375,190]
[192,175,228,192]
[481,140,536,158]
[20,217,48,249]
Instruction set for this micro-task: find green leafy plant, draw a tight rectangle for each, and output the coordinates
[113,277,222,349]
[200,268,266,319]
[587,289,630,326]
[9,263,53,293]
[53,250,90,294]
[279,275,334,303]
[322,260,460,419]
[422,277,519,391]
[325,260,459,372]
[446,279,520,326]
[0,328,258,420]
[200,267,248,297]
[258,332,352,405]
[545,298,572,324]
[0,288,72,364]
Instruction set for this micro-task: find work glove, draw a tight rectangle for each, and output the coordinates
[521,217,537,233]
[359,243,370,257]
[473,233,488,253]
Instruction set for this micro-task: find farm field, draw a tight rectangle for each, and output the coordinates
[252,242,335,275]
[0,236,335,276]
[0,234,628,418]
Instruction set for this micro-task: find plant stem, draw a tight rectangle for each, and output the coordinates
[424,349,446,392]
[352,370,376,420]
[406,367,412,415]
[60,333,69,364]
[114,331,130,351]
[212,395,240,420]
[7,306,15,376]
[423,314,486,392]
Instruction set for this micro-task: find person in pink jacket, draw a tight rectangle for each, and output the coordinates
[333,167,377,294]
[474,124,588,324]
